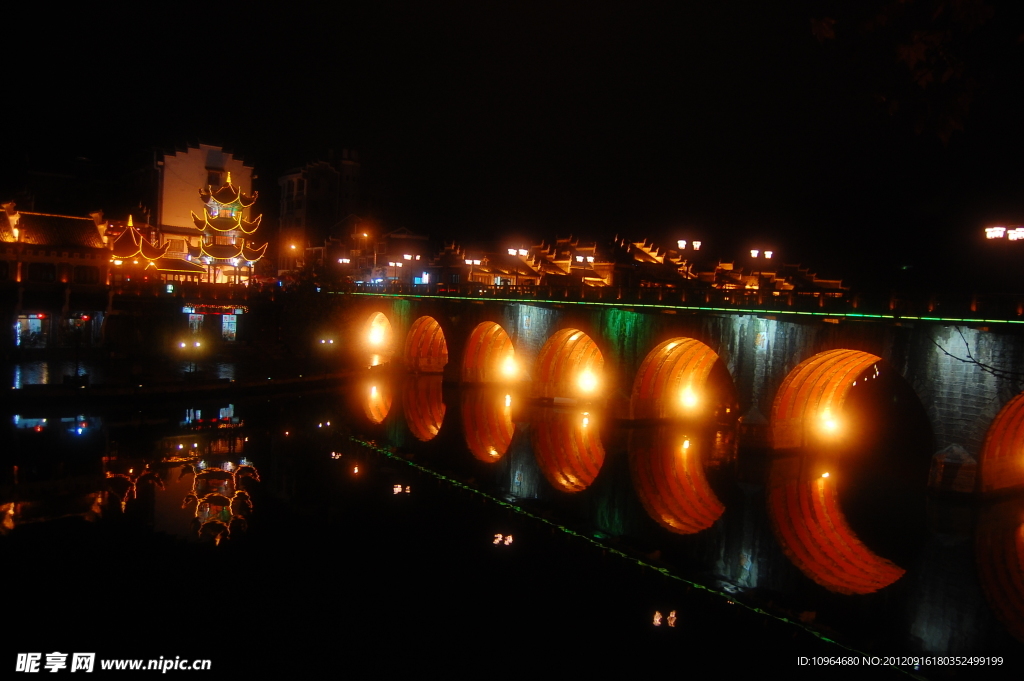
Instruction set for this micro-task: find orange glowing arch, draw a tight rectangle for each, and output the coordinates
[364,382,392,424]
[532,408,605,492]
[364,312,394,366]
[771,349,883,449]
[533,328,604,401]
[979,392,1024,494]
[461,389,515,462]
[767,458,905,594]
[629,427,724,534]
[631,338,732,420]
[404,376,445,442]
[462,321,516,383]
[404,316,448,373]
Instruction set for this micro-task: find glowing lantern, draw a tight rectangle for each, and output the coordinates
[692,241,701,250]
[986,226,1007,239]
[750,250,759,258]
[677,240,687,249]
[680,386,698,409]
[502,355,517,377]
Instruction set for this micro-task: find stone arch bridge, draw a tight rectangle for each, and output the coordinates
[330,290,1024,498]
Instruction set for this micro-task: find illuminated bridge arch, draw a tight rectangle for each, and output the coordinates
[768,457,905,594]
[363,312,395,366]
[533,328,604,401]
[404,316,448,373]
[771,349,883,450]
[629,427,724,534]
[462,321,517,383]
[631,337,734,420]
[979,392,1024,494]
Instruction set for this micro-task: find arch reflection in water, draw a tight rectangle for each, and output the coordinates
[629,426,725,534]
[767,456,905,595]
[534,328,604,402]
[364,381,393,424]
[463,321,517,383]
[531,406,605,492]
[405,316,448,373]
[403,375,446,442]
[976,497,1024,642]
[461,386,515,462]
[631,338,735,420]
[364,312,394,367]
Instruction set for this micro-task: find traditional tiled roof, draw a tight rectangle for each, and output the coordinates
[190,211,261,234]
[186,241,268,262]
[200,183,257,208]
[0,211,104,248]
[110,225,169,259]
[146,257,208,274]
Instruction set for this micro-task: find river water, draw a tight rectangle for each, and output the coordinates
[3,362,1021,677]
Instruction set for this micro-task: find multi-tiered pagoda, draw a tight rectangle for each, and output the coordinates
[187,173,268,284]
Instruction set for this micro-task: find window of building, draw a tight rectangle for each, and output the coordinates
[27,263,56,283]
[207,171,221,186]
[450,273,460,284]
[73,266,99,284]
[0,260,8,280]
[222,314,237,342]
[189,314,204,334]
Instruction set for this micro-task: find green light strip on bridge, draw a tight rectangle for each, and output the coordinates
[338,292,1024,326]
[349,435,911,674]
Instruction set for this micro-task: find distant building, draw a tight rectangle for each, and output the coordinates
[0,202,111,349]
[277,150,363,273]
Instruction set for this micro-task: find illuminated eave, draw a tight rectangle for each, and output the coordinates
[200,184,258,208]
[190,211,262,235]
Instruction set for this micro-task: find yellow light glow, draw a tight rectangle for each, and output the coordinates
[113,259,123,266]
[582,416,590,428]
[681,386,698,409]
[370,385,377,396]
[368,327,384,345]
[822,472,830,478]
[504,394,511,407]
[683,439,690,450]
[578,369,598,393]
[820,408,838,433]
[502,355,516,376]
[180,342,186,348]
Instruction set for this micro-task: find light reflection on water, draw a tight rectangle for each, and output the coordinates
[6,375,1024,665]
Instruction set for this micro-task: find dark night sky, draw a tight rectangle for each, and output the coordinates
[8,1,1024,288]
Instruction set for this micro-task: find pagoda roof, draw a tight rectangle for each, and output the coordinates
[110,225,169,259]
[187,241,268,262]
[200,183,257,208]
[145,257,208,274]
[0,211,105,249]
[191,211,262,235]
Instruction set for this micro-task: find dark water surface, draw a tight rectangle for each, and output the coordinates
[3,368,1020,677]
